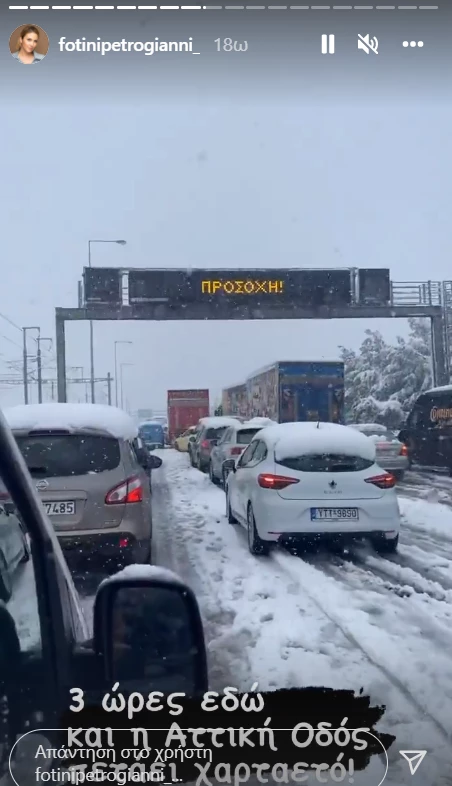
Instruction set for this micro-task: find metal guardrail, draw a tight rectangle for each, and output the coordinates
[390,281,443,307]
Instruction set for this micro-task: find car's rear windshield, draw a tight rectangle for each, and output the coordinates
[361,428,397,440]
[205,427,227,439]
[275,453,374,472]
[15,434,121,477]
[140,425,164,439]
[236,428,261,444]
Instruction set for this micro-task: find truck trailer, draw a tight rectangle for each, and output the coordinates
[246,360,345,423]
[167,389,210,442]
[222,382,248,419]
[223,360,345,423]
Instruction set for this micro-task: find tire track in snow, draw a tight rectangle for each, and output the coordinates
[150,453,240,689]
[272,548,452,741]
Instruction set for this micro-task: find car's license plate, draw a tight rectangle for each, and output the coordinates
[43,501,76,515]
[310,507,359,521]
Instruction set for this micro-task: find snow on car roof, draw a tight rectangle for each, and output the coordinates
[3,403,138,440]
[198,416,241,427]
[423,384,452,395]
[244,417,278,427]
[257,421,376,462]
[348,423,388,432]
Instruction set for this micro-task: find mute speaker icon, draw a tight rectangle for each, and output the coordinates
[358,33,379,54]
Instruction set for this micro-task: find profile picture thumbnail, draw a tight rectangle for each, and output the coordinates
[9,24,49,64]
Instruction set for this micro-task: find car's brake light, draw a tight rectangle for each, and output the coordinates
[105,476,143,504]
[365,473,396,489]
[399,444,408,456]
[230,447,243,455]
[258,473,300,490]
[201,440,210,449]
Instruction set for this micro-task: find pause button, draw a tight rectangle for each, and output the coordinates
[321,34,335,54]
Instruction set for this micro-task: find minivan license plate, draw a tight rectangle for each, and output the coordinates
[44,501,75,516]
[310,508,359,521]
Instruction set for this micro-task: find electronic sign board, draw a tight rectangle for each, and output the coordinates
[358,269,391,306]
[128,268,353,307]
[84,267,122,306]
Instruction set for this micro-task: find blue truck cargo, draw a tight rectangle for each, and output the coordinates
[244,360,345,424]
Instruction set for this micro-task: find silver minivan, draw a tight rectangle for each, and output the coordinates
[2,403,162,565]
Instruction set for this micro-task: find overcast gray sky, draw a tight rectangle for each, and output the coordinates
[2,51,451,410]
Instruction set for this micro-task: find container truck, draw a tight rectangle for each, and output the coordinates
[222,361,345,423]
[246,361,345,423]
[167,389,210,442]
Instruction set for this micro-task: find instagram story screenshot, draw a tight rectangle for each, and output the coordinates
[0,2,451,786]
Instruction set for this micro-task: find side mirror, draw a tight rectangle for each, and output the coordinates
[147,454,162,470]
[223,458,237,474]
[93,570,208,694]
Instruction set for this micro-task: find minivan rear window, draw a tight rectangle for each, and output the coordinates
[15,435,121,477]
[236,428,261,444]
[275,453,374,473]
[140,425,164,440]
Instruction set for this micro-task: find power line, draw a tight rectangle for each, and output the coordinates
[1,334,22,351]
[0,312,22,334]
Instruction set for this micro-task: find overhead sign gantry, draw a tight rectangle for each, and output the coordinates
[55,267,448,403]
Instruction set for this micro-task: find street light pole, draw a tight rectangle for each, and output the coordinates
[88,239,127,404]
[120,362,133,410]
[114,341,132,407]
[22,326,40,405]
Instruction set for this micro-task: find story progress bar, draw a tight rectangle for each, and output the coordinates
[7,4,442,10]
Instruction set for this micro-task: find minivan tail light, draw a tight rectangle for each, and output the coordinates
[258,473,300,490]
[399,444,408,457]
[365,473,396,489]
[105,476,143,504]
[201,440,210,449]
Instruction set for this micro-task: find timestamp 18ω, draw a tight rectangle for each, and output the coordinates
[215,38,249,52]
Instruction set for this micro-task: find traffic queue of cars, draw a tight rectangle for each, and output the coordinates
[187,414,403,556]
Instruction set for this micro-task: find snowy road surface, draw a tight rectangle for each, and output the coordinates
[66,452,452,786]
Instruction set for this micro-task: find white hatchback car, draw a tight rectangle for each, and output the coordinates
[225,421,401,556]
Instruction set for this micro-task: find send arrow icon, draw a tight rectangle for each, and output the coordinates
[399,751,427,775]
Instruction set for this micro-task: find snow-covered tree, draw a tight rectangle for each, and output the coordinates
[339,318,433,427]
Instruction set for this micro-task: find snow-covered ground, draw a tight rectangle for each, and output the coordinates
[148,450,452,786]
[13,451,452,786]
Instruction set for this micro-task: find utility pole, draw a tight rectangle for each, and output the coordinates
[114,340,132,407]
[23,330,28,405]
[87,239,127,404]
[107,372,112,405]
[22,326,40,405]
[37,336,52,404]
